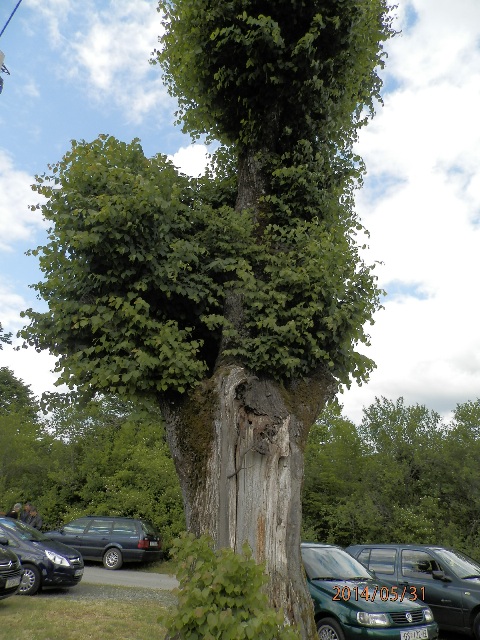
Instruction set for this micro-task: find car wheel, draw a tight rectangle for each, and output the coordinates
[473,611,480,640]
[316,617,345,640]
[19,564,41,595]
[103,547,123,570]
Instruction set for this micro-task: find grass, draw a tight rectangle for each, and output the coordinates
[130,559,176,575]
[0,595,169,640]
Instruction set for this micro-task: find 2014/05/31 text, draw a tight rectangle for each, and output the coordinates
[332,585,426,603]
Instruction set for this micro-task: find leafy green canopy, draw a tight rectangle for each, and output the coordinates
[21,1,394,397]
[154,0,394,227]
[155,0,393,148]
[22,138,252,394]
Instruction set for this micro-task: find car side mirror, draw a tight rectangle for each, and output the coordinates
[432,570,451,582]
[0,535,9,545]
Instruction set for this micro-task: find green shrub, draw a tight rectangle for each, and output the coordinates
[162,533,300,640]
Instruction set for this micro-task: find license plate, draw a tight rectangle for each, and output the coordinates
[400,628,429,640]
[6,576,21,588]
[74,569,84,576]
[149,541,158,547]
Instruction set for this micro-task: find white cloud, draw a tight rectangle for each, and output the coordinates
[0,341,61,399]
[25,0,74,46]
[341,0,480,422]
[26,0,172,124]
[168,145,210,177]
[0,283,27,330]
[0,282,59,401]
[0,150,45,252]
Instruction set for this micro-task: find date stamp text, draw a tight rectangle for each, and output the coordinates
[332,585,426,603]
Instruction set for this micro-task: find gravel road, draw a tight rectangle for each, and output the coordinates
[35,565,178,605]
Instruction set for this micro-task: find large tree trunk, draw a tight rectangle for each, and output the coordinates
[161,364,335,639]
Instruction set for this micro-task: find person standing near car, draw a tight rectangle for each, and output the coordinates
[20,502,32,523]
[5,503,22,519]
[28,506,43,530]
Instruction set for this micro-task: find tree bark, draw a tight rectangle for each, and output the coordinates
[161,365,335,639]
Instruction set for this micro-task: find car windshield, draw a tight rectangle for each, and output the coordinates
[302,546,372,581]
[0,518,47,542]
[435,548,480,579]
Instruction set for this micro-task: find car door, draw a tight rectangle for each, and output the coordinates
[55,517,91,552]
[398,549,464,629]
[82,519,113,559]
[356,547,398,583]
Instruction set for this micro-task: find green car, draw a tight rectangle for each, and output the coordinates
[301,543,439,640]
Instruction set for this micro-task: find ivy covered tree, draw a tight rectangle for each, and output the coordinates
[21,2,394,636]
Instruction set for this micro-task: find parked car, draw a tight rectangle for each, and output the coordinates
[0,517,84,595]
[46,516,163,570]
[301,543,438,639]
[0,545,23,600]
[346,543,480,638]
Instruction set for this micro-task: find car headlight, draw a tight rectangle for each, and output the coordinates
[424,608,434,622]
[45,550,71,567]
[357,612,390,627]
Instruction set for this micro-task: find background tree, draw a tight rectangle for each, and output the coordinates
[438,400,480,554]
[21,2,394,635]
[302,402,372,544]
[0,366,38,417]
[0,322,12,349]
[0,368,49,511]
[357,397,444,540]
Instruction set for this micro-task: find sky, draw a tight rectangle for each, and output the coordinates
[0,0,479,426]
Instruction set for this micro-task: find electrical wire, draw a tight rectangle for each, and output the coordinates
[0,0,24,40]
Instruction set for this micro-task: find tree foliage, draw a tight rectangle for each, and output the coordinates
[0,366,38,417]
[0,322,12,350]
[20,1,395,398]
[155,0,391,150]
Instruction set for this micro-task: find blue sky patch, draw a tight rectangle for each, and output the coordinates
[403,4,420,31]
[364,172,406,202]
[384,280,429,301]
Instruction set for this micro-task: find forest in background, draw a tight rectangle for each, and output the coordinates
[2,365,480,559]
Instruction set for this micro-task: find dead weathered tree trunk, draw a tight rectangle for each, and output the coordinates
[161,364,335,639]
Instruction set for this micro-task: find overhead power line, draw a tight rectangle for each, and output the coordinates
[0,0,24,39]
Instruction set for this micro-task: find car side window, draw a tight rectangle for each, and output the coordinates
[87,520,113,535]
[112,521,137,535]
[358,549,370,565]
[367,548,396,575]
[401,550,442,579]
[63,518,90,535]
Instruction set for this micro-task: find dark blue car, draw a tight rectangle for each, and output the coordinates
[0,545,23,600]
[46,516,163,570]
[0,517,84,595]
[347,543,480,638]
